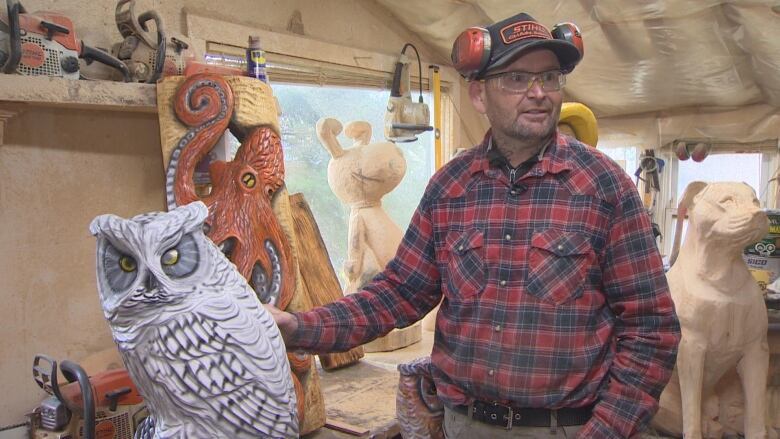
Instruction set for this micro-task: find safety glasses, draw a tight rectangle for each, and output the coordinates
[482,70,566,93]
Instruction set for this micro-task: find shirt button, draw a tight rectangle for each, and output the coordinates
[557,244,565,251]
[458,245,464,251]
[494,325,501,332]
[500,280,507,286]
[510,189,517,195]
[488,369,495,376]
[504,234,512,241]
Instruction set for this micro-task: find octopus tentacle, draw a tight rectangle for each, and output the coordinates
[167,74,235,209]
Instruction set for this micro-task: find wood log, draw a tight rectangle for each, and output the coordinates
[272,186,326,434]
[289,193,364,369]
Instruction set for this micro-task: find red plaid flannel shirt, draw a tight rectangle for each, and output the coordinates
[289,131,680,438]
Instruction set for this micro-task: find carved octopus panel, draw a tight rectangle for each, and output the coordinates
[164,73,310,425]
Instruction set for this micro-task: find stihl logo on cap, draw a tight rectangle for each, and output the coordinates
[500,21,552,45]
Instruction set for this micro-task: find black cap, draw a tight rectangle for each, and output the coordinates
[481,13,581,78]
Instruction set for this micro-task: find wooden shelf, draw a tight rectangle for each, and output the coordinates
[0,74,157,113]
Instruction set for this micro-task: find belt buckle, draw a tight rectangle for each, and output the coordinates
[490,402,513,430]
[504,406,513,429]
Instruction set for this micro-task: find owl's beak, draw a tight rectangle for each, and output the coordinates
[145,272,160,290]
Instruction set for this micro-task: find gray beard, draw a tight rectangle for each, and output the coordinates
[493,122,555,156]
[506,119,556,143]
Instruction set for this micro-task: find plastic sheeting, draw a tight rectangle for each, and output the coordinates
[377,0,780,149]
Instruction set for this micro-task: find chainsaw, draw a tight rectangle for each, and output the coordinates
[112,0,195,83]
[29,354,147,439]
[384,43,433,143]
[0,0,130,81]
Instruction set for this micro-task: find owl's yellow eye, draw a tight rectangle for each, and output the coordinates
[162,249,179,266]
[241,173,256,188]
[118,255,137,272]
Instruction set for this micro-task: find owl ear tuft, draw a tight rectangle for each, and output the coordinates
[89,218,101,236]
[89,214,119,237]
[180,201,209,228]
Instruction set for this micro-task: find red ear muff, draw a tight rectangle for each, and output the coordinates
[451,27,491,81]
[690,142,710,162]
[675,141,691,161]
[552,22,584,55]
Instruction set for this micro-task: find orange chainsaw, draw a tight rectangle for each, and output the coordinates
[0,0,130,81]
[29,354,146,439]
[112,0,195,83]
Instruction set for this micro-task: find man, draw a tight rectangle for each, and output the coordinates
[269,11,680,439]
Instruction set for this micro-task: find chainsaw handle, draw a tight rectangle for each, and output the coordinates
[39,19,70,39]
[80,43,131,82]
[137,10,165,83]
[3,0,22,73]
[60,360,95,439]
[392,123,433,131]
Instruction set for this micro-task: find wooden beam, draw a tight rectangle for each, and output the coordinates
[0,109,17,145]
[0,76,156,113]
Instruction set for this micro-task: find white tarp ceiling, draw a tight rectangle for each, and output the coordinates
[376,0,780,124]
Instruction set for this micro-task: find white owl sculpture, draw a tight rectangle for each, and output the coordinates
[90,201,298,438]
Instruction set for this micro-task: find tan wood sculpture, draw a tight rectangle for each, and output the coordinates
[652,181,773,439]
[316,117,421,352]
[157,75,325,434]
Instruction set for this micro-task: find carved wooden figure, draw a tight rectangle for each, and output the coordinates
[90,202,298,438]
[157,74,324,434]
[396,356,444,439]
[316,117,421,352]
[652,181,772,439]
[167,74,294,310]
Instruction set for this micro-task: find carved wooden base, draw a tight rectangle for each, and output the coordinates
[421,303,439,332]
[363,322,422,353]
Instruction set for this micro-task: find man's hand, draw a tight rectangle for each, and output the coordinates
[263,303,298,343]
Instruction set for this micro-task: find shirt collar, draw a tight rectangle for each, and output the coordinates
[468,129,573,178]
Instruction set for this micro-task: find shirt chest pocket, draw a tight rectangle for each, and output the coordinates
[526,229,595,305]
[443,228,486,300]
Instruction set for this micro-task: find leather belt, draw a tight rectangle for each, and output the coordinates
[451,400,593,430]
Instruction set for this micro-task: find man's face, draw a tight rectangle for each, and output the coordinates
[469,49,563,144]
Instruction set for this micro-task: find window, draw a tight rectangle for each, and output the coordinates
[676,153,763,198]
[594,135,641,183]
[662,150,776,257]
[600,146,639,183]
[223,84,435,287]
